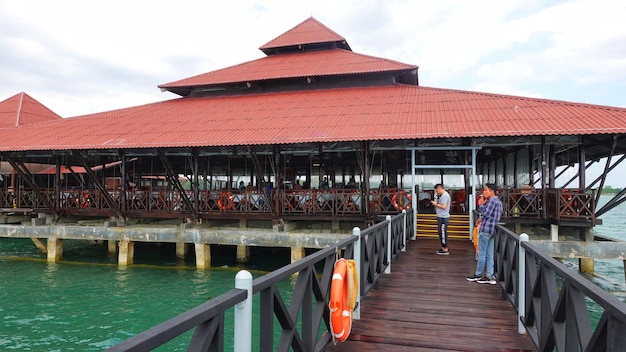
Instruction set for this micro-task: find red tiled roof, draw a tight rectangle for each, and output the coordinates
[0,85,625,152]
[259,17,347,51]
[159,49,417,89]
[0,92,61,128]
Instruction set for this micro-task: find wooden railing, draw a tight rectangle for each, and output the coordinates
[106,210,414,352]
[501,188,596,223]
[2,186,596,224]
[0,187,414,218]
[494,225,626,350]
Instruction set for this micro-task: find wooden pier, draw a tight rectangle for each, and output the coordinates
[327,238,535,352]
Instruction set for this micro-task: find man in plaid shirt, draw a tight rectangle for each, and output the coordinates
[466,183,503,285]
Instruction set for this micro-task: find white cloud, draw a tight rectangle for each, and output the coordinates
[1,0,626,110]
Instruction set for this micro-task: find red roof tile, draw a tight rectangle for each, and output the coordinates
[0,85,625,152]
[159,49,416,89]
[0,92,61,128]
[259,17,348,51]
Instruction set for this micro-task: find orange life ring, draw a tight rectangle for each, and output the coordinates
[391,190,412,211]
[217,192,233,211]
[329,258,358,342]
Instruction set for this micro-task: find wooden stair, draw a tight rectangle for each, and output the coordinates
[416,213,470,239]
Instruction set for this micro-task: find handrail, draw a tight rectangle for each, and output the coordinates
[107,209,414,351]
[494,224,626,351]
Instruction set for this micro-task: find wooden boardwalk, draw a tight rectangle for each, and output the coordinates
[327,238,535,352]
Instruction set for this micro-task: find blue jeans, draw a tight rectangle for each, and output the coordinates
[475,231,494,278]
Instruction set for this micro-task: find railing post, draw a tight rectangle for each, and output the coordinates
[234,270,253,352]
[411,208,416,240]
[402,210,407,252]
[352,227,361,320]
[385,215,392,274]
[518,233,528,334]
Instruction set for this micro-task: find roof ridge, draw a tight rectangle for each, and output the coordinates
[15,91,25,127]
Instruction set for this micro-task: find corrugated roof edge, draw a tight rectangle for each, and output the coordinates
[3,128,625,153]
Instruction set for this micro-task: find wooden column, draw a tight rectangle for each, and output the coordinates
[118,240,134,266]
[47,237,63,263]
[578,143,586,189]
[362,141,370,214]
[548,144,556,188]
[55,156,61,216]
[120,151,127,213]
[192,148,199,217]
[195,243,211,269]
[528,146,535,186]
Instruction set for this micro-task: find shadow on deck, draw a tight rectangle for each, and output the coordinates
[327,238,534,352]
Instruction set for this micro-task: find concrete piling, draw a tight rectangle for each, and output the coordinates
[290,246,305,264]
[195,243,211,269]
[236,245,250,264]
[46,237,63,262]
[176,242,188,259]
[118,240,134,266]
[108,240,117,256]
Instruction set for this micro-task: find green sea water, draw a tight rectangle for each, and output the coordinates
[1,196,625,351]
[0,241,293,351]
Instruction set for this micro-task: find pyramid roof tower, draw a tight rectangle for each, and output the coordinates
[259,16,351,54]
[159,17,418,96]
[0,92,61,128]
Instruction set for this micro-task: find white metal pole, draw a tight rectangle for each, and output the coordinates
[352,227,362,320]
[401,209,407,252]
[234,270,253,352]
[518,234,528,334]
[385,215,392,274]
[470,148,478,240]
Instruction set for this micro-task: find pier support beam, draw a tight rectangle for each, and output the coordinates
[580,257,595,274]
[291,246,305,264]
[118,240,134,266]
[195,243,211,269]
[176,242,188,259]
[31,238,47,253]
[108,240,117,256]
[236,245,250,264]
[47,237,62,263]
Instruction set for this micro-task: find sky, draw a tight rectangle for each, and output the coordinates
[0,0,625,186]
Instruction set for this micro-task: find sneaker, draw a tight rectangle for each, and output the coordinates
[477,276,497,285]
[466,274,482,282]
[436,249,449,255]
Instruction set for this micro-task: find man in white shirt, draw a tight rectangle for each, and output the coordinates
[431,183,451,255]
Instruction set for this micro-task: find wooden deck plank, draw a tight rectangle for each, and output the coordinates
[327,238,535,352]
